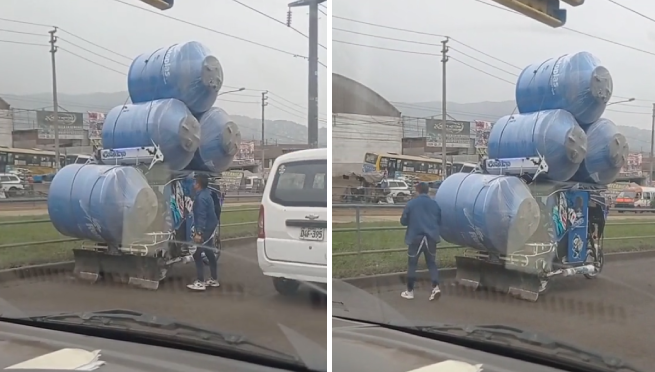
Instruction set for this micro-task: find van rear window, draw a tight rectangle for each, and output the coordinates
[270,159,326,208]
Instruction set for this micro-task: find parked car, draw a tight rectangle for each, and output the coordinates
[257,148,327,295]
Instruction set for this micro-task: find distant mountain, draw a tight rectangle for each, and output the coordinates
[2,92,327,147]
[394,100,651,153]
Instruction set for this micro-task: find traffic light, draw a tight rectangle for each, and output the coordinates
[139,0,174,10]
[491,0,567,28]
[561,0,584,5]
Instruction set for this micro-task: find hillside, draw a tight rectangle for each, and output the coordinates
[395,100,651,152]
[2,92,327,147]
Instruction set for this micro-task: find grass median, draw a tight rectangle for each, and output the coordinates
[333,218,655,278]
[0,205,258,269]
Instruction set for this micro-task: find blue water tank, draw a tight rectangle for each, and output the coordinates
[47,164,159,244]
[515,52,612,125]
[127,41,223,114]
[488,109,587,182]
[435,173,540,255]
[572,118,629,185]
[185,108,242,173]
[102,99,201,171]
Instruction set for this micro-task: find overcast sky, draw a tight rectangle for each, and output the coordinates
[333,0,655,132]
[0,0,327,125]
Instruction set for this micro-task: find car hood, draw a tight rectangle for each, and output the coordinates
[333,317,564,372]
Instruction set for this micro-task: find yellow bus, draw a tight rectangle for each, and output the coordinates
[0,147,62,175]
[363,152,450,181]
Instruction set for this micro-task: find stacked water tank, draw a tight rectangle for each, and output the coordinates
[435,51,629,255]
[48,41,242,245]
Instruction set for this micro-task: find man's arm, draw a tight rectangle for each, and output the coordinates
[434,200,442,226]
[400,201,411,226]
[195,193,209,237]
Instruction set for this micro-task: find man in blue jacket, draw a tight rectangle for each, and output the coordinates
[187,173,220,291]
[399,182,442,301]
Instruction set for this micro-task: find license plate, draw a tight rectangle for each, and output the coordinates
[300,228,324,241]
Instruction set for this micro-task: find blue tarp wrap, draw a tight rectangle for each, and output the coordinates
[434,173,540,255]
[572,118,629,185]
[127,41,223,114]
[102,98,201,171]
[185,107,241,173]
[488,109,587,182]
[47,164,159,244]
[515,52,612,125]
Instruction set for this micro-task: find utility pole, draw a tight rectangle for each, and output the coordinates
[440,37,449,177]
[261,91,268,171]
[49,27,60,170]
[650,103,655,183]
[288,0,324,148]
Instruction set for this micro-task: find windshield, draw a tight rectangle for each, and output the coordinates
[1,0,327,370]
[333,1,651,370]
[618,191,637,198]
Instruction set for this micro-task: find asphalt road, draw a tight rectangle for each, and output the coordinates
[0,243,327,358]
[347,255,655,370]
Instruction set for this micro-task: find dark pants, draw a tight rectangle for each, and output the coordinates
[407,236,440,291]
[193,239,218,282]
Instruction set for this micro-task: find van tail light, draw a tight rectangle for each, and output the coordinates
[258,204,265,239]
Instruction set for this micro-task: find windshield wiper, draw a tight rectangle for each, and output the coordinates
[15,309,298,362]
[417,324,641,372]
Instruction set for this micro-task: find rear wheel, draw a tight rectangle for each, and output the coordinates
[584,241,604,279]
[272,277,300,296]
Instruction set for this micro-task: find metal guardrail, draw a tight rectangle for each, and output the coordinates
[0,207,259,250]
[0,194,264,204]
[333,204,655,257]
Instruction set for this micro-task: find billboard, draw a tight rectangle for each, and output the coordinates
[87,111,106,140]
[425,119,470,148]
[619,153,643,178]
[474,120,492,156]
[36,110,85,140]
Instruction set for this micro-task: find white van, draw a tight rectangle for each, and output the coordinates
[257,148,327,295]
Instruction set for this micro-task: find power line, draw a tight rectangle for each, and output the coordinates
[0,17,51,28]
[58,47,127,75]
[0,39,48,47]
[0,17,321,117]
[58,29,133,60]
[334,39,439,56]
[111,0,308,59]
[231,0,326,49]
[58,37,130,68]
[470,0,655,58]
[0,28,43,37]
[606,0,655,24]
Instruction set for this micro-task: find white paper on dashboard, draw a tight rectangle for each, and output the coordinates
[5,348,105,370]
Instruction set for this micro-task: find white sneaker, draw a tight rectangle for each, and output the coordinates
[205,279,220,287]
[187,280,206,291]
[429,285,441,301]
[401,290,414,299]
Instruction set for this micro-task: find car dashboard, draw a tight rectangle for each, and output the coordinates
[0,320,293,372]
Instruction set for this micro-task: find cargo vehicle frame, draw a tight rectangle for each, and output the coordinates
[455,156,607,301]
[70,145,223,290]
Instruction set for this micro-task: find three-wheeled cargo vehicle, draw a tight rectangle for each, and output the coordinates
[70,145,223,290]
[454,156,607,301]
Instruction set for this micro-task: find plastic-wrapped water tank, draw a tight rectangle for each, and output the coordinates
[102,99,201,171]
[47,164,159,244]
[515,52,612,125]
[127,41,223,114]
[434,173,540,255]
[487,109,587,182]
[185,107,241,173]
[572,118,629,185]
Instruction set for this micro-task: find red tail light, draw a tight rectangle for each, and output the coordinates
[258,204,265,238]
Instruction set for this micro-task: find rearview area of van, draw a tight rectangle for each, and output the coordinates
[257,148,328,296]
